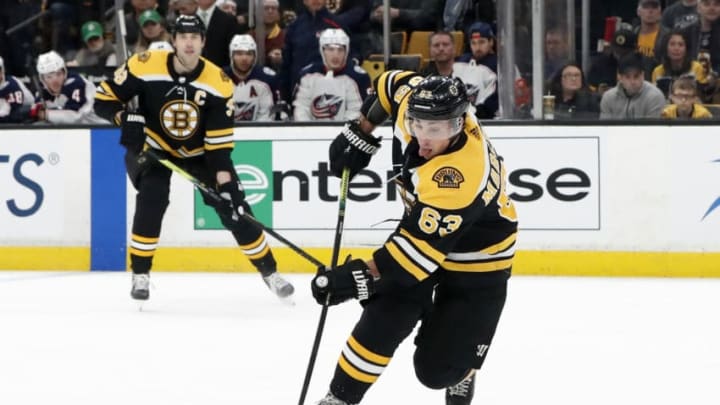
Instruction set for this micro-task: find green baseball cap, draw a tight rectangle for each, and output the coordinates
[81,21,103,42]
[139,9,163,27]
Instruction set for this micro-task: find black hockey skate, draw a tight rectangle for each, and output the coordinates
[131,273,150,301]
[446,372,475,405]
[316,392,353,405]
[262,272,295,300]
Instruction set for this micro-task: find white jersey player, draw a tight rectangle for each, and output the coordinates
[292,28,371,122]
[452,60,497,116]
[0,55,35,123]
[35,51,107,124]
[223,34,279,122]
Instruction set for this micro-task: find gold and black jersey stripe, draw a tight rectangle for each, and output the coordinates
[372,71,519,286]
[95,50,235,160]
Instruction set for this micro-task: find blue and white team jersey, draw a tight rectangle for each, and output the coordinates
[292,62,371,122]
[40,73,107,124]
[224,65,279,122]
[452,60,497,112]
[0,75,34,123]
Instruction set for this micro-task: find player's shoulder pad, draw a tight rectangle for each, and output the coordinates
[416,130,493,210]
[376,70,424,110]
[197,60,234,98]
[64,73,85,87]
[125,50,172,81]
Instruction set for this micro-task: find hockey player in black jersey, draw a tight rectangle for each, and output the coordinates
[311,74,518,405]
[94,15,294,303]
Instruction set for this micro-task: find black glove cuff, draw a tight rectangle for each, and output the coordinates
[342,120,380,156]
[120,112,146,153]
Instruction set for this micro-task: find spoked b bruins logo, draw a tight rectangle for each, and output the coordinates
[160,100,200,139]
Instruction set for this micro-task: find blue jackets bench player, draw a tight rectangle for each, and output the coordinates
[0,56,35,123]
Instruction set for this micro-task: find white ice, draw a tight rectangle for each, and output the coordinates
[1,272,719,405]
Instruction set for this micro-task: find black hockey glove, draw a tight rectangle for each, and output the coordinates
[218,181,249,221]
[119,111,146,153]
[328,120,381,179]
[270,100,292,121]
[311,257,375,306]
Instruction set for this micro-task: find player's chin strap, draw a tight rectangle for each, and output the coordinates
[142,148,326,270]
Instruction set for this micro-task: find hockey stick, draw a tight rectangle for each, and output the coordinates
[142,149,325,269]
[297,166,351,405]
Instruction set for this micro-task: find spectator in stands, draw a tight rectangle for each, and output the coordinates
[545,26,570,80]
[679,0,720,72]
[0,55,35,124]
[67,21,118,68]
[696,49,720,101]
[224,34,280,121]
[367,0,443,55]
[252,0,286,72]
[662,74,713,118]
[662,0,698,29]
[292,28,370,121]
[548,63,600,119]
[331,0,373,60]
[421,31,456,76]
[170,0,197,19]
[457,21,496,71]
[600,52,666,119]
[31,50,106,124]
[588,25,639,93]
[134,9,172,53]
[196,0,242,67]
[218,0,249,30]
[652,30,708,95]
[1,1,40,77]
[443,0,496,34]
[217,0,237,15]
[635,0,668,66]
[280,0,345,102]
[106,0,160,48]
[44,0,80,59]
[369,0,442,31]
[454,22,498,118]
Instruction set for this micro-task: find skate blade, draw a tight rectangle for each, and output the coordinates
[278,294,296,306]
[133,299,148,312]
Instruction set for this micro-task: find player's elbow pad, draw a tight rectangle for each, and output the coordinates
[94,99,124,124]
[360,94,388,126]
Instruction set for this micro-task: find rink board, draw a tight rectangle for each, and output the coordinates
[1,125,719,275]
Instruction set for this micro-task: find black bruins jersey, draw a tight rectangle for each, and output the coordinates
[95,50,235,163]
[371,70,519,286]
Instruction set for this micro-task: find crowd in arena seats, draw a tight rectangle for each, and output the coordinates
[2,0,720,124]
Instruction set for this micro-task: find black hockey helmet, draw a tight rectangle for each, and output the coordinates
[172,15,206,38]
[407,76,469,121]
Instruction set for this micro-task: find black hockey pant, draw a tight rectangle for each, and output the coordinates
[328,269,509,404]
[125,152,276,274]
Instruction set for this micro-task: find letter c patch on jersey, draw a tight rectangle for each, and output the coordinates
[432,167,464,189]
[160,100,200,139]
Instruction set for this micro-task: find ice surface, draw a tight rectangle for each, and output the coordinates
[1,272,718,405]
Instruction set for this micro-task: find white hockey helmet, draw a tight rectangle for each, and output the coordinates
[149,41,174,51]
[229,34,257,56]
[0,56,4,83]
[229,34,257,73]
[0,55,4,70]
[318,28,349,66]
[37,51,66,75]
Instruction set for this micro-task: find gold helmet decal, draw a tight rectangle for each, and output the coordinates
[160,100,200,139]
